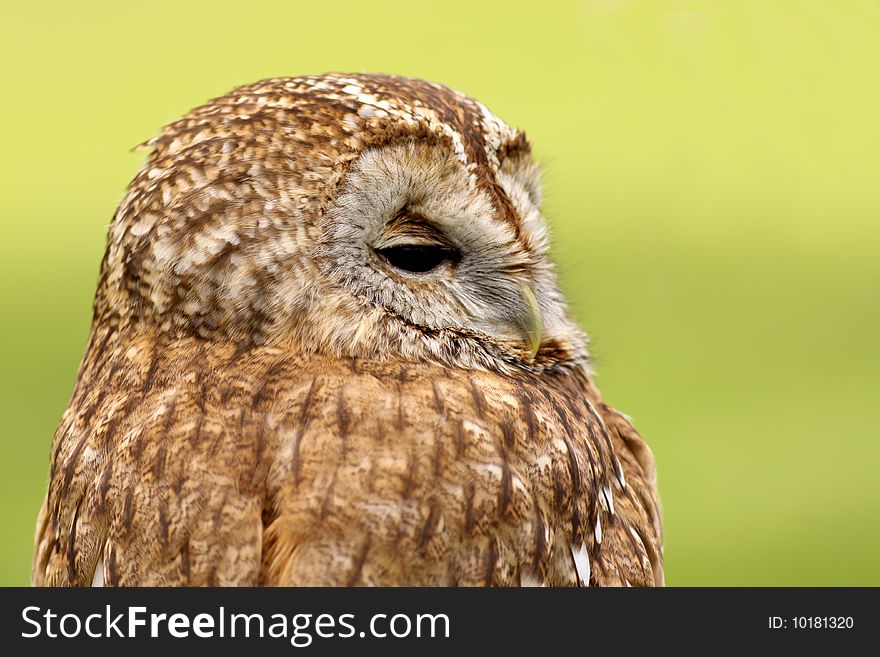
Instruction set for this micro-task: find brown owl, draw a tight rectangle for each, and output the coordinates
[32,74,663,587]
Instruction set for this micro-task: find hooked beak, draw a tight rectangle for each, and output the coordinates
[515,286,543,359]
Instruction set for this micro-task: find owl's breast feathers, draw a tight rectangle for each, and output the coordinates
[33,327,662,586]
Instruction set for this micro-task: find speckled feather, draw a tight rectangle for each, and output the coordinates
[33,73,663,586]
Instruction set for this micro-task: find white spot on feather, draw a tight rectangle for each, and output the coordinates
[571,543,591,586]
[80,444,98,467]
[357,104,388,119]
[91,556,105,587]
[129,216,156,237]
[342,112,360,131]
[603,485,615,515]
[152,238,177,264]
[616,462,627,490]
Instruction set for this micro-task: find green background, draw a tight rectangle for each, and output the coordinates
[2,0,878,586]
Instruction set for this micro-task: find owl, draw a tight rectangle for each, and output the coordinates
[32,73,663,587]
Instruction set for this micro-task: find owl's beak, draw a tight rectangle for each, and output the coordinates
[516,286,543,359]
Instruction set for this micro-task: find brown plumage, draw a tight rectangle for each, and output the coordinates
[33,73,663,586]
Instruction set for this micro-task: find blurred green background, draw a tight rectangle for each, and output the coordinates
[2,0,878,586]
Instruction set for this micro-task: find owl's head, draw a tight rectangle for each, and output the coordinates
[97,74,588,373]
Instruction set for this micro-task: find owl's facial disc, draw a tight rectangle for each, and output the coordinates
[321,140,561,365]
[367,210,542,358]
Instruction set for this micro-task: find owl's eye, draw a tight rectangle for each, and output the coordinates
[375,244,460,274]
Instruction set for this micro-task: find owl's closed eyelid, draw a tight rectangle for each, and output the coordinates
[373,233,458,251]
[374,211,460,251]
